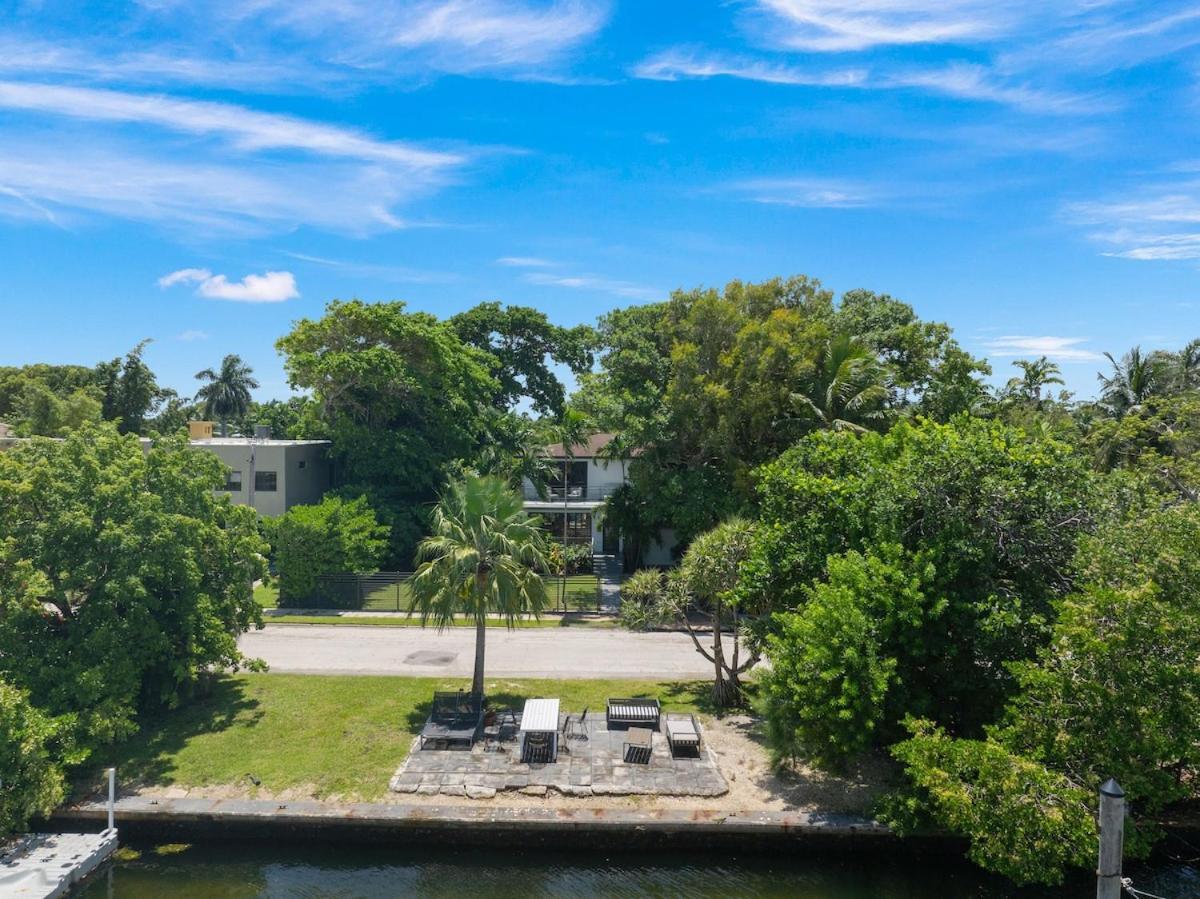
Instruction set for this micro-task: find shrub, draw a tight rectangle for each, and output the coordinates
[272,495,388,606]
[0,680,67,834]
[619,569,670,631]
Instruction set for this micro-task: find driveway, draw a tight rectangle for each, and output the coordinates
[239,625,715,680]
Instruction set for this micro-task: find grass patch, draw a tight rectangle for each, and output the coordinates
[264,614,615,629]
[79,673,706,802]
[253,582,278,609]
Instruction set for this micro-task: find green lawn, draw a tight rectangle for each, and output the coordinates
[79,673,706,801]
[254,575,599,613]
[253,582,278,608]
[264,614,616,629]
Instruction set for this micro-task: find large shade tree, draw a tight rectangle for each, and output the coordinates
[195,354,259,437]
[410,476,550,697]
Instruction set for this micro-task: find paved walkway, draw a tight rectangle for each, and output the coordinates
[593,553,623,612]
[240,625,713,679]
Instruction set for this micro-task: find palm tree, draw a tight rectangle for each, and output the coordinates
[1006,357,1064,407]
[476,416,557,499]
[596,432,634,483]
[195,355,259,437]
[1176,338,1200,390]
[411,476,551,697]
[1097,347,1165,416]
[790,333,890,432]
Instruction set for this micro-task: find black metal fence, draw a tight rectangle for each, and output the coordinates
[278,571,415,611]
[275,570,602,612]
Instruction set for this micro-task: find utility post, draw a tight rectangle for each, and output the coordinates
[1097,778,1125,899]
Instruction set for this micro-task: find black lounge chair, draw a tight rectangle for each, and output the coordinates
[419,690,485,749]
[665,713,703,757]
[606,698,661,731]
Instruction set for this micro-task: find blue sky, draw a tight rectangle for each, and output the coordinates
[1,1,1199,400]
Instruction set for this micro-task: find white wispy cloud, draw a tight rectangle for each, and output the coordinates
[283,251,458,283]
[725,176,877,208]
[0,82,460,169]
[633,48,866,87]
[159,268,300,303]
[497,256,556,267]
[1066,185,1200,261]
[199,0,609,78]
[983,335,1103,362]
[0,82,468,233]
[176,329,210,342]
[750,0,1017,52]
[523,270,661,300]
[631,49,1093,113]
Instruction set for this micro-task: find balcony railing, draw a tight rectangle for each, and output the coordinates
[523,484,621,502]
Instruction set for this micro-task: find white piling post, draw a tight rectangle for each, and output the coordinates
[107,767,116,832]
[1097,778,1124,899]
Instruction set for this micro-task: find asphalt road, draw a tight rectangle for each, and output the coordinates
[239,625,715,680]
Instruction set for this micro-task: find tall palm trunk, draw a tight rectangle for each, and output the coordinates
[472,614,487,697]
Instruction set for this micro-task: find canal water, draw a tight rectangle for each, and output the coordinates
[75,839,1168,898]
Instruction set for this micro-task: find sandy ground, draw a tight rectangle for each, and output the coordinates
[122,714,891,815]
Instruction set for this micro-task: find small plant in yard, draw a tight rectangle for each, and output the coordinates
[618,569,671,631]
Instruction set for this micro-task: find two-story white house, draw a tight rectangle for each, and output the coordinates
[522,432,676,566]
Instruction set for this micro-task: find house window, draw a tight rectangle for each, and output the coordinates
[221,471,242,492]
[539,512,592,544]
[298,460,307,470]
[255,471,278,492]
[548,460,589,499]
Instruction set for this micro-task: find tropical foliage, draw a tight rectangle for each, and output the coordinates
[194,354,260,436]
[410,476,550,696]
[0,424,265,832]
[269,496,389,606]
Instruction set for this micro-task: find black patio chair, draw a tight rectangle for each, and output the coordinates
[566,706,589,741]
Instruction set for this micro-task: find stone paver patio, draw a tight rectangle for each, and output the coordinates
[389,713,727,800]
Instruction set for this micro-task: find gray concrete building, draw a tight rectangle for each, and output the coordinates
[189,436,332,518]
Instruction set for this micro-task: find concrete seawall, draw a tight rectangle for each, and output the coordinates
[49,797,915,853]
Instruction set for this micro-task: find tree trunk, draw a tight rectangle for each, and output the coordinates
[219,417,228,437]
[472,613,487,698]
[712,596,727,706]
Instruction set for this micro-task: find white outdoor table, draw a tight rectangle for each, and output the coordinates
[519,697,560,762]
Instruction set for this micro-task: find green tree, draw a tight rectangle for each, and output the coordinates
[760,546,939,767]
[276,299,498,564]
[670,517,760,706]
[270,496,389,606]
[410,476,550,697]
[449,301,596,415]
[0,425,265,751]
[1098,346,1168,416]
[96,340,167,434]
[195,354,259,437]
[749,417,1095,738]
[0,680,68,835]
[789,333,890,432]
[883,500,1200,885]
[1002,357,1064,408]
[888,720,1095,886]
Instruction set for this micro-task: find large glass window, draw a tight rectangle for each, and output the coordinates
[539,512,592,544]
[255,471,278,492]
[547,460,588,499]
[221,470,242,492]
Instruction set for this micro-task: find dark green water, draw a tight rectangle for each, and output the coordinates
[75,840,1112,898]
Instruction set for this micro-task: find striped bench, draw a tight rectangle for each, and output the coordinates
[606,698,661,731]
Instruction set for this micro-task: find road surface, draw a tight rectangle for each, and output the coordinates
[240,624,715,680]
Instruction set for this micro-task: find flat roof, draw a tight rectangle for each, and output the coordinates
[188,438,332,447]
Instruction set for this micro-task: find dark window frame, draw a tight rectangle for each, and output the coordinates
[255,470,278,492]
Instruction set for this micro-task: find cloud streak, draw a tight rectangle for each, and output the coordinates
[983,335,1102,362]
[159,268,300,302]
[523,270,661,300]
[1067,183,1200,261]
[725,177,877,208]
